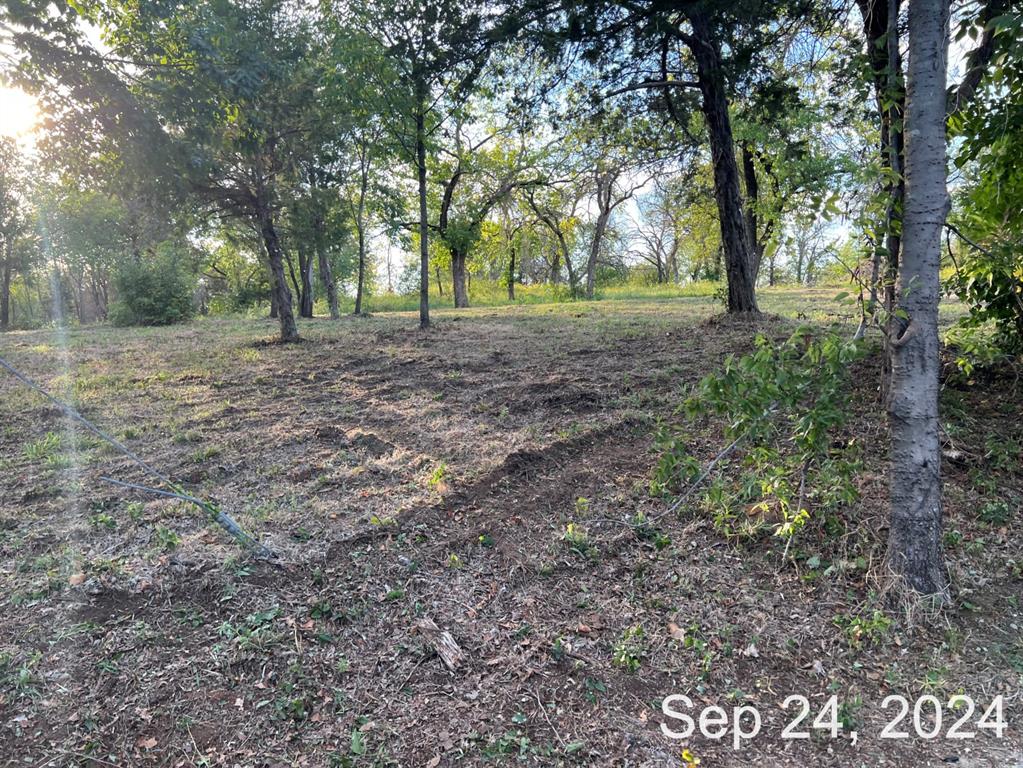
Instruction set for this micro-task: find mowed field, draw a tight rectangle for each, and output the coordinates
[0,288,1020,767]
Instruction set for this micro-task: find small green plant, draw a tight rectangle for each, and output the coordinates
[978,499,1012,526]
[154,525,181,552]
[446,553,463,569]
[126,501,145,523]
[88,512,117,530]
[218,606,282,651]
[655,329,864,547]
[191,445,222,463]
[943,528,964,548]
[834,609,892,649]
[584,677,607,703]
[562,522,590,555]
[428,462,448,489]
[984,435,1022,472]
[2,651,41,698]
[24,432,62,463]
[612,625,645,673]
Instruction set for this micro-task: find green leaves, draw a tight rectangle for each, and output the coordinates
[655,329,865,545]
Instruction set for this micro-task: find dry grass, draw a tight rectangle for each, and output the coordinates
[0,290,1019,767]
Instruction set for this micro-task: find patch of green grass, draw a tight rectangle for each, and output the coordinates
[23,432,62,462]
[191,445,223,463]
[834,609,893,649]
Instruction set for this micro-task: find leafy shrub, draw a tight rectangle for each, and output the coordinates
[110,251,195,326]
[944,243,1023,356]
[654,328,865,542]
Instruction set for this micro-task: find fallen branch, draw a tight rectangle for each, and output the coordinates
[663,430,748,517]
[0,354,275,559]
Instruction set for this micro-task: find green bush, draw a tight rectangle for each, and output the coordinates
[654,328,865,542]
[110,253,195,326]
[945,243,1023,356]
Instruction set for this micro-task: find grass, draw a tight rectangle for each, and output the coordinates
[0,285,1015,767]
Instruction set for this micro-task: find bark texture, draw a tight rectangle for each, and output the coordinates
[1,257,11,330]
[686,12,759,314]
[350,142,371,317]
[353,195,368,316]
[887,0,950,598]
[317,239,340,320]
[258,206,299,343]
[507,243,516,300]
[298,243,314,319]
[451,250,469,308]
[415,95,430,330]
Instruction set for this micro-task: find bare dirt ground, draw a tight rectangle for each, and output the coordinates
[1,293,1021,767]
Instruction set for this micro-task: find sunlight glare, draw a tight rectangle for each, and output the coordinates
[0,87,40,139]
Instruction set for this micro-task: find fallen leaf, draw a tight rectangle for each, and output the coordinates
[138,736,158,750]
[668,622,685,641]
[68,573,86,586]
[426,757,441,768]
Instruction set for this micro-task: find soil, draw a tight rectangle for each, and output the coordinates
[0,298,1020,767]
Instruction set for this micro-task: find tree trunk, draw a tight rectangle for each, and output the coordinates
[585,212,608,299]
[856,0,905,346]
[741,143,766,282]
[258,207,299,342]
[352,155,370,317]
[354,221,367,316]
[298,243,314,318]
[686,11,759,314]
[507,244,516,300]
[317,240,340,320]
[451,250,469,308]
[549,240,562,285]
[0,259,11,330]
[887,0,950,599]
[415,91,430,330]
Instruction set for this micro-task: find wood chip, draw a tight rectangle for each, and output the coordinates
[414,617,464,671]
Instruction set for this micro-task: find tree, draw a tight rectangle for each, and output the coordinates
[886,0,951,598]
[0,138,31,330]
[542,1,818,313]
[527,182,584,294]
[784,214,832,286]
[90,0,328,342]
[431,120,546,307]
[583,158,650,298]
[339,0,512,328]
